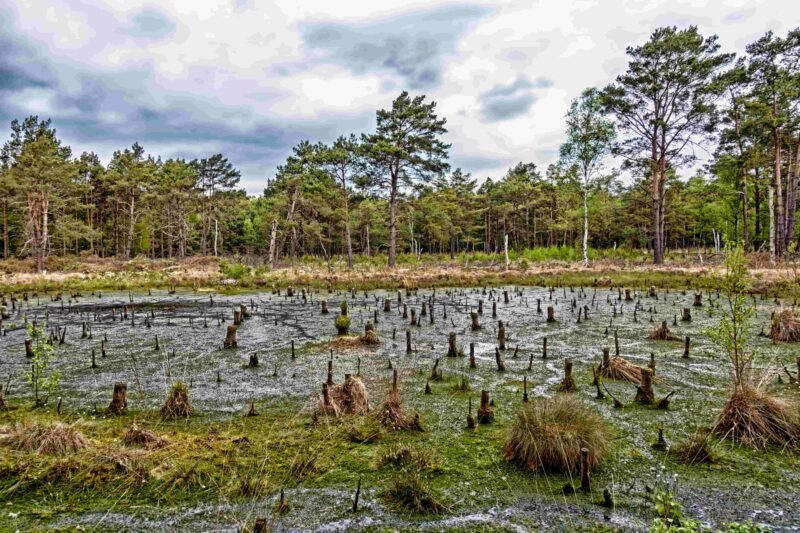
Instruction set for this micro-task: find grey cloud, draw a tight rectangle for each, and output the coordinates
[300,5,491,89]
[480,76,551,122]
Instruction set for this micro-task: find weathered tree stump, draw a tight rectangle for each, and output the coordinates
[498,321,506,350]
[469,342,476,368]
[383,299,391,312]
[25,339,34,358]
[321,301,329,314]
[406,330,412,353]
[410,308,417,326]
[556,358,576,392]
[224,325,238,348]
[681,307,692,322]
[580,447,591,492]
[466,397,476,429]
[470,311,481,330]
[478,300,483,315]
[625,289,633,301]
[495,347,505,371]
[447,332,458,357]
[635,368,655,404]
[477,390,493,424]
[649,285,657,298]
[542,336,548,359]
[107,382,128,414]
[249,352,259,367]
[683,336,690,358]
[693,293,703,307]
[546,306,556,323]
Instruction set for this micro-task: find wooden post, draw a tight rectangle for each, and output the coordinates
[546,306,555,323]
[406,330,412,353]
[683,336,690,358]
[471,311,481,330]
[498,320,506,350]
[469,342,476,368]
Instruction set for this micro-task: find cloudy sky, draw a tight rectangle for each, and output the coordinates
[1,0,797,194]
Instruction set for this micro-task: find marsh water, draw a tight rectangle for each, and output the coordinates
[2,285,799,531]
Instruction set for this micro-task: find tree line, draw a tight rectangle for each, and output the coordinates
[0,26,798,271]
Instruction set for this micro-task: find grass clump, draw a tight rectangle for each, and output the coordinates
[769,308,800,342]
[377,444,438,470]
[122,424,168,449]
[383,472,446,514]
[673,429,719,464]
[161,381,192,420]
[713,385,800,449]
[504,394,610,473]
[0,421,88,455]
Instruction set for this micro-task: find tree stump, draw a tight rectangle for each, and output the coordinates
[580,447,591,492]
[321,301,329,314]
[477,390,493,424]
[406,331,412,353]
[682,336,690,358]
[693,293,703,307]
[681,307,692,322]
[383,299,391,312]
[649,285,657,298]
[249,352,259,367]
[470,311,481,330]
[447,332,458,357]
[635,368,655,404]
[546,306,556,323]
[557,358,576,392]
[410,308,417,326]
[107,382,128,414]
[25,339,34,358]
[469,342,476,368]
[224,325,238,348]
[498,321,506,350]
[495,347,505,371]
[625,289,633,301]
[478,300,483,315]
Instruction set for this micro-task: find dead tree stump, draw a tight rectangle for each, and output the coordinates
[447,332,458,357]
[682,307,692,322]
[477,390,493,424]
[321,301,329,314]
[693,293,703,307]
[635,368,655,404]
[495,347,505,371]
[470,311,481,330]
[546,306,556,323]
[107,382,128,414]
[25,339,34,358]
[580,447,591,492]
[557,358,576,392]
[682,336,690,358]
[224,325,238,349]
[498,321,506,350]
[469,343,476,368]
[406,331,412,353]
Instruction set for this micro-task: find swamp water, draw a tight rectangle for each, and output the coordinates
[1,286,799,532]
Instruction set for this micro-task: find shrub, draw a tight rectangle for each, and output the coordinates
[219,259,250,280]
[161,381,192,420]
[504,394,610,473]
[335,314,351,335]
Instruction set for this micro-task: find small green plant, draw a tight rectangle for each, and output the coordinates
[335,314,351,335]
[26,323,60,407]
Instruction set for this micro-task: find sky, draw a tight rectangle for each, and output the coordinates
[1,0,798,195]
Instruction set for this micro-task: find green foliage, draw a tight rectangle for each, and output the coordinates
[219,259,250,281]
[335,314,351,334]
[25,323,60,406]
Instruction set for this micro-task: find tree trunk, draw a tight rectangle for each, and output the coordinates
[769,185,776,258]
[388,173,398,268]
[785,141,798,250]
[268,219,277,267]
[774,128,784,256]
[125,194,135,259]
[582,186,589,264]
[2,200,8,259]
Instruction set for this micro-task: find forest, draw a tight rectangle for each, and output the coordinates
[1,26,798,272]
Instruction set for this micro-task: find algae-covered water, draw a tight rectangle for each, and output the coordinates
[1,285,799,532]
